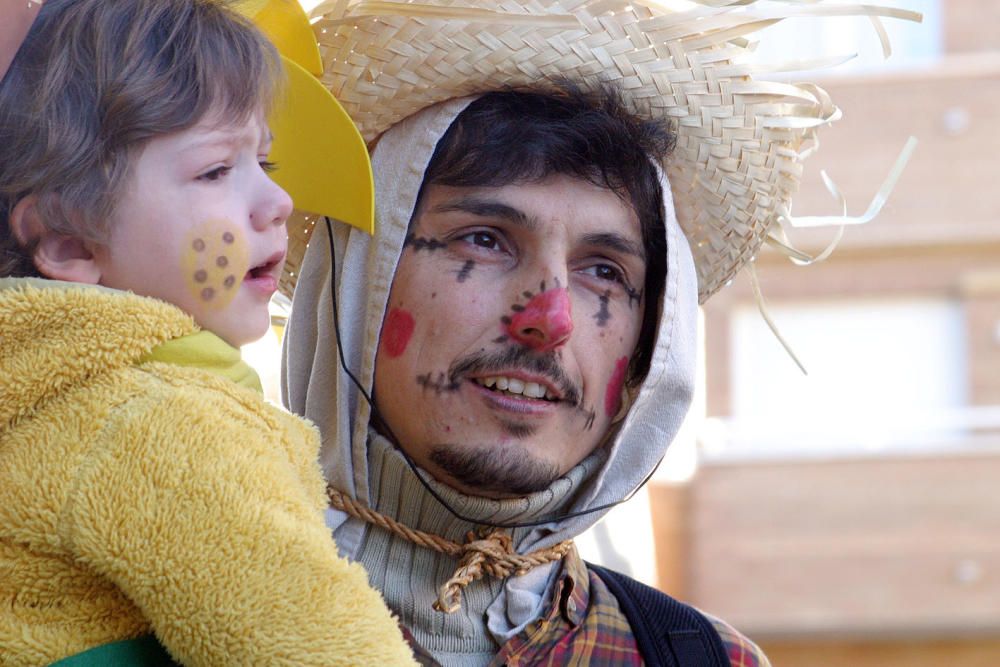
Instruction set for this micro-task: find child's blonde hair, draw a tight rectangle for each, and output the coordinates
[0,0,281,277]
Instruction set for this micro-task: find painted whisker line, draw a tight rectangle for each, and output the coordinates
[594,291,611,327]
[456,260,475,282]
[416,372,462,394]
[578,405,596,431]
[626,286,642,308]
[403,233,447,252]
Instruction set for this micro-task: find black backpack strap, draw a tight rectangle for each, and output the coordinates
[588,562,729,667]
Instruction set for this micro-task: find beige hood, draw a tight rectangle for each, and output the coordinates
[282,96,699,554]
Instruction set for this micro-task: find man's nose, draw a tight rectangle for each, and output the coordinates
[506,287,573,352]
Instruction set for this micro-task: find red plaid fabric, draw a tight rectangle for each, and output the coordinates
[402,547,770,666]
[705,612,772,667]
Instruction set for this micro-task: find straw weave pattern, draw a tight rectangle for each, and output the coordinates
[274,1,917,302]
[303,0,854,302]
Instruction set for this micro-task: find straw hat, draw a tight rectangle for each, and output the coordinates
[276,0,918,304]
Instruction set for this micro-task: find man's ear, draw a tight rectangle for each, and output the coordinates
[9,196,102,284]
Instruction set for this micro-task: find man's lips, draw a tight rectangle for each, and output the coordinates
[469,372,561,401]
[448,346,582,406]
[468,379,559,417]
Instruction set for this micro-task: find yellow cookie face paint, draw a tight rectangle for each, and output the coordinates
[182,220,250,309]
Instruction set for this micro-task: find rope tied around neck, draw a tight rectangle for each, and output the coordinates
[327,486,572,613]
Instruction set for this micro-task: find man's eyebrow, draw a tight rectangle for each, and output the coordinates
[429,196,535,229]
[581,232,645,261]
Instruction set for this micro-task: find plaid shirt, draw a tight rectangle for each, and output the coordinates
[404,546,770,666]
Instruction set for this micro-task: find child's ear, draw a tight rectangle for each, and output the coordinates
[10,196,102,284]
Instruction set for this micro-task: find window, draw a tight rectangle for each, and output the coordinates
[709,298,968,457]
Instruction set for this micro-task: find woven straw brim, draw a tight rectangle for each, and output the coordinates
[280,211,319,299]
[278,0,917,303]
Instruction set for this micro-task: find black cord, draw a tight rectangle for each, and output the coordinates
[323,217,662,529]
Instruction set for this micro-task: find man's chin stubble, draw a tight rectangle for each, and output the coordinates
[429,443,562,497]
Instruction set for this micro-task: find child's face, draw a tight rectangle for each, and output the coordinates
[94,111,292,347]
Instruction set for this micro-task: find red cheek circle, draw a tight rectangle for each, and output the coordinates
[604,356,629,417]
[381,308,415,358]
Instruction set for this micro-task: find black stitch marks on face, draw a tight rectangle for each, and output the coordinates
[594,291,611,327]
[456,260,475,283]
[404,233,447,252]
[625,286,643,308]
[417,372,461,394]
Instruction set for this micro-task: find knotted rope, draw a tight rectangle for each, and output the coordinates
[327,486,572,613]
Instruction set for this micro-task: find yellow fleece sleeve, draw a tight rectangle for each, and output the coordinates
[58,387,416,666]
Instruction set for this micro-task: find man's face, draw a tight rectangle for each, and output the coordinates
[373,174,647,498]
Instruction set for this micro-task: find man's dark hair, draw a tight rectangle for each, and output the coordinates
[419,80,676,386]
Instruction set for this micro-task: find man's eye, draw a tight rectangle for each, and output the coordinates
[587,263,625,284]
[198,166,231,182]
[461,231,501,250]
[259,160,278,173]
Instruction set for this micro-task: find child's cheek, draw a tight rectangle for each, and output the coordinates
[182,220,249,309]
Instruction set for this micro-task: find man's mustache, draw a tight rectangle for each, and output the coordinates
[448,346,581,406]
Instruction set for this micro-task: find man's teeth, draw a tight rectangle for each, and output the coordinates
[476,377,557,400]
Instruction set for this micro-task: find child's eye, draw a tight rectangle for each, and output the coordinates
[198,166,231,182]
[259,160,278,174]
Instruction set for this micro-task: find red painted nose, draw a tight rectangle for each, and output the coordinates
[507,287,573,352]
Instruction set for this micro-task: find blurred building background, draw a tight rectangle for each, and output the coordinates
[582,1,1000,665]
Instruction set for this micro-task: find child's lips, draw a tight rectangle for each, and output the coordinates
[244,251,285,294]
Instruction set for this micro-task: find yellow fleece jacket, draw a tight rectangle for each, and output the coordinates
[0,279,415,666]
